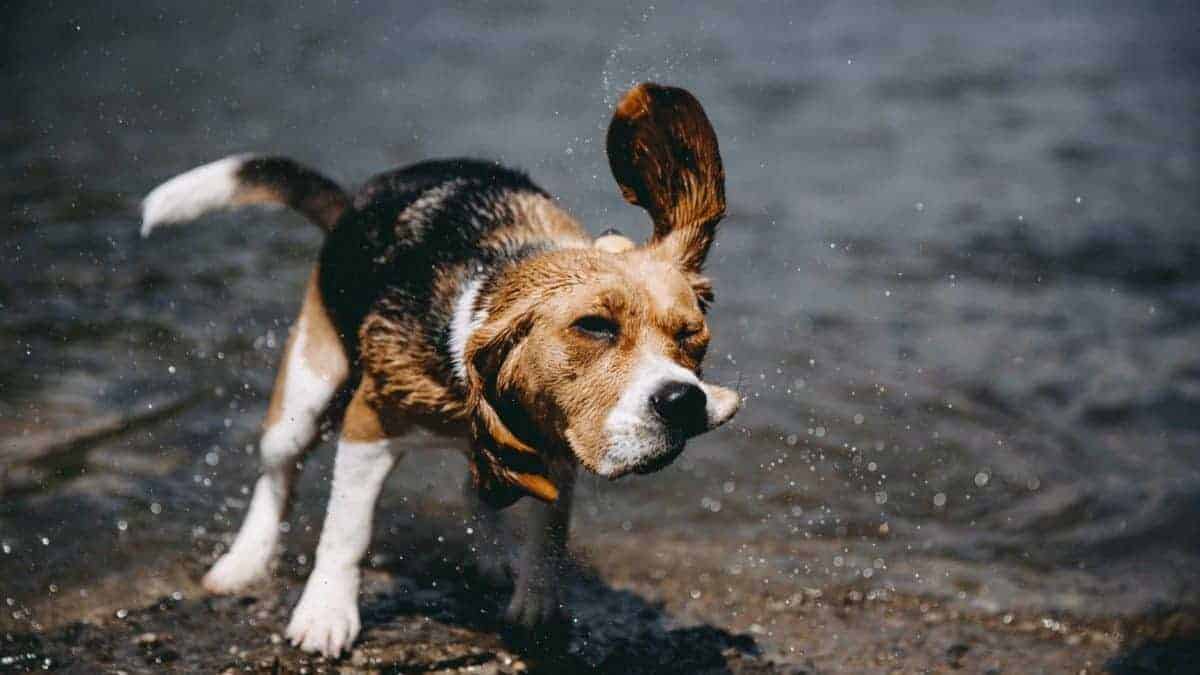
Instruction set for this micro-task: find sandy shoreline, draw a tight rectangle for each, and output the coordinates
[4,518,1195,674]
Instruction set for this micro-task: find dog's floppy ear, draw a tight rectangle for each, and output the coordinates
[463,308,559,507]
[607,82,726,272]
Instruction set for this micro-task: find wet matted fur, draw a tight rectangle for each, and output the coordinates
[140,83,741,657]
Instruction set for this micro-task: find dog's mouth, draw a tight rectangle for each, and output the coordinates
[632,441,687,475]
[594,406,725,479]
[630,426,694,475]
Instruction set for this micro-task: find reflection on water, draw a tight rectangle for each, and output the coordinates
[2,0,1198,645]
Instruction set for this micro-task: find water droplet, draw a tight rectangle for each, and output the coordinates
[974,472,990,487]
[117,520,128,532]
[150,502,162,515]
[933,493,947,507]
[853,413,865,425]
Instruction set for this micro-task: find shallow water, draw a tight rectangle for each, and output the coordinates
[2,0,1198,652]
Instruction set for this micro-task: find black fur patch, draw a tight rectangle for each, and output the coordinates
[237,156,349,231]
[317,159,555,381]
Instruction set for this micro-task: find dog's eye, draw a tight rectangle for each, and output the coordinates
[572,315,619,340]
[676,324,704,343]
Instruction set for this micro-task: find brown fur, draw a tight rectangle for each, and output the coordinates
[606,83,726,272]
[340,377,417,443]
[264,266,350,430]
[460,247,710,503]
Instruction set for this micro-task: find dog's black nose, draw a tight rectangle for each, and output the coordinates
[650,381,707,433]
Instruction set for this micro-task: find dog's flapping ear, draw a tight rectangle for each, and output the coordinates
[607,82,726,273]
[463,308,558,508]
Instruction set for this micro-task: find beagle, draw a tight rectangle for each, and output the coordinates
[141,83,740,657]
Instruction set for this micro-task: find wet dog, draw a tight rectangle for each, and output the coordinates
[140,83,739,657]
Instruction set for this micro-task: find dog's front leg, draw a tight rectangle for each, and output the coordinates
[463,474,513,586]
[506,463,575,630]
[286,384,401,658]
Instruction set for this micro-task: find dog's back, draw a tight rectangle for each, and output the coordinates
[142,154,590,424]
[320,159,584,352]
[319,159,591,420]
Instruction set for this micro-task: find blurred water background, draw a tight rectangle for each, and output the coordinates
[2,0,1198,649]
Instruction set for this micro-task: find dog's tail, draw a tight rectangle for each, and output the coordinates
[140,154,349,237]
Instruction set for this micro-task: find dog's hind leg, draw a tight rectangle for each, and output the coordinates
[204,267,350,594]
[286,379,403,657]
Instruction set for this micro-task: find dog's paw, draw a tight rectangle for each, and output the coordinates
[285,571,361,658]
[503,575,570,651]
[505,575,566,629]
[202,550,270,595]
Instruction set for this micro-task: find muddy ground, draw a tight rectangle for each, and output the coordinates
[5,512,1194,674]
[3,456,1196,673]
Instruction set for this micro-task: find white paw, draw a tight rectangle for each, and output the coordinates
[202,550,270,595]
[286,570,361,658]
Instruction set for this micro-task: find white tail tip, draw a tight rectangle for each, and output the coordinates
[140,154,254,238]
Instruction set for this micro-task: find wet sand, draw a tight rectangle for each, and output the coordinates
[3,434,1194,673]
[0,502,1166,674]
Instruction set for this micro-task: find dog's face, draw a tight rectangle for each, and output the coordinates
[466,83,739,504]
[478,249,740,480]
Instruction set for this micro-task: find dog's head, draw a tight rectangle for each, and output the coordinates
[466,83,740,506]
